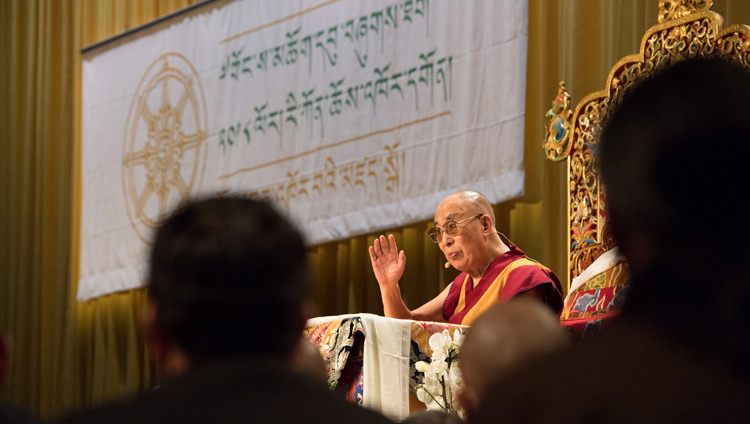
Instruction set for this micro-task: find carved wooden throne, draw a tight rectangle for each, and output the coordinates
[542,0,750,331]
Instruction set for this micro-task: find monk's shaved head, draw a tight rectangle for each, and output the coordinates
[445,190,496,230]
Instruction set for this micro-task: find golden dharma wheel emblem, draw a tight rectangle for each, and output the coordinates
[122,53,208,243]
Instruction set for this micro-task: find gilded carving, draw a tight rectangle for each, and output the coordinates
[543,2,750,284]
[658,0,712,24]
[542,82,572,161]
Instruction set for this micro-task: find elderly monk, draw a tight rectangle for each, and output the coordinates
[369,190,563,325]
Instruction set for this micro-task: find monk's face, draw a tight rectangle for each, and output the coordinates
[433,195,486,275]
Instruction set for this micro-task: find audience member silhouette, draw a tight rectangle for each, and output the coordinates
[457,300,567,420]
[291,337,328,383]
[61,197,392,424]
[472,58,750,423]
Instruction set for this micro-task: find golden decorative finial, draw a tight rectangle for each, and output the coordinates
[658,0,713,23]
[543,81,572,161]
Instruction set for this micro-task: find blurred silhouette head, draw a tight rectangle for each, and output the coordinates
[458,300,567,417]
[291,337,328,383]
[600,58,750,282]
[598,57,750,372]
[146,197,310,368]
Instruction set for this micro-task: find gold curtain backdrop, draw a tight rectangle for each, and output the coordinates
[2,0,749,419]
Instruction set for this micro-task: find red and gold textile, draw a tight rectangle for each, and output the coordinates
[304,316,365,403]
[560,260,629,335]
[443,246,563,325]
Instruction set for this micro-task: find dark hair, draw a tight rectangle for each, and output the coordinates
[598,58,750,373]
[148,196,309,362]
[600,58,750,260]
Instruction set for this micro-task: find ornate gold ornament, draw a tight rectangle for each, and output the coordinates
[658,0,712,24]
[542,82,573,161]
[122,53,208,243]
[543,1,750,284]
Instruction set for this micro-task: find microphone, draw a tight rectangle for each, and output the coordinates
[444,261,451,269]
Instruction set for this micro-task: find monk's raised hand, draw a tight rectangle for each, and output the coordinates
[368,234,406,288]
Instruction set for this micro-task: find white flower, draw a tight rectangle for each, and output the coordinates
[451,330,464,348]
[424,373,442,394]
[426,399,444,411]
[415,328,465,416]
[447,366,464,405]
[447,365,463,389]
[429,356,448,375]
[416,387,431,405]
[433,329,455,352]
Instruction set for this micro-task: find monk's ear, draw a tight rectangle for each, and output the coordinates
[481,215,492,233]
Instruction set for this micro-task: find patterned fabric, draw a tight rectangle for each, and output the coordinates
[443,246,563,325]
[561,260,630,336]
[408,322,467,392]
[306,316,467,408]
[304,316,365,403]
[346,368,365,405]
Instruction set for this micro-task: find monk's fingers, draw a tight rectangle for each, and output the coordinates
[387,234,398,255]
[372,236,382,256]
[379,235,390,254]
[373,234,399,259]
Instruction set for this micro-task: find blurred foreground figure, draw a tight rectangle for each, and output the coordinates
[61,197,392,424]
[473,58,750,423]
[291,337,328,383]
[457,300,567,420]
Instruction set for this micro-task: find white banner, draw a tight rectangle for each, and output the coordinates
[79,0,528,300]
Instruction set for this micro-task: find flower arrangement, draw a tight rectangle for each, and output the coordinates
[414,329,464,416]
